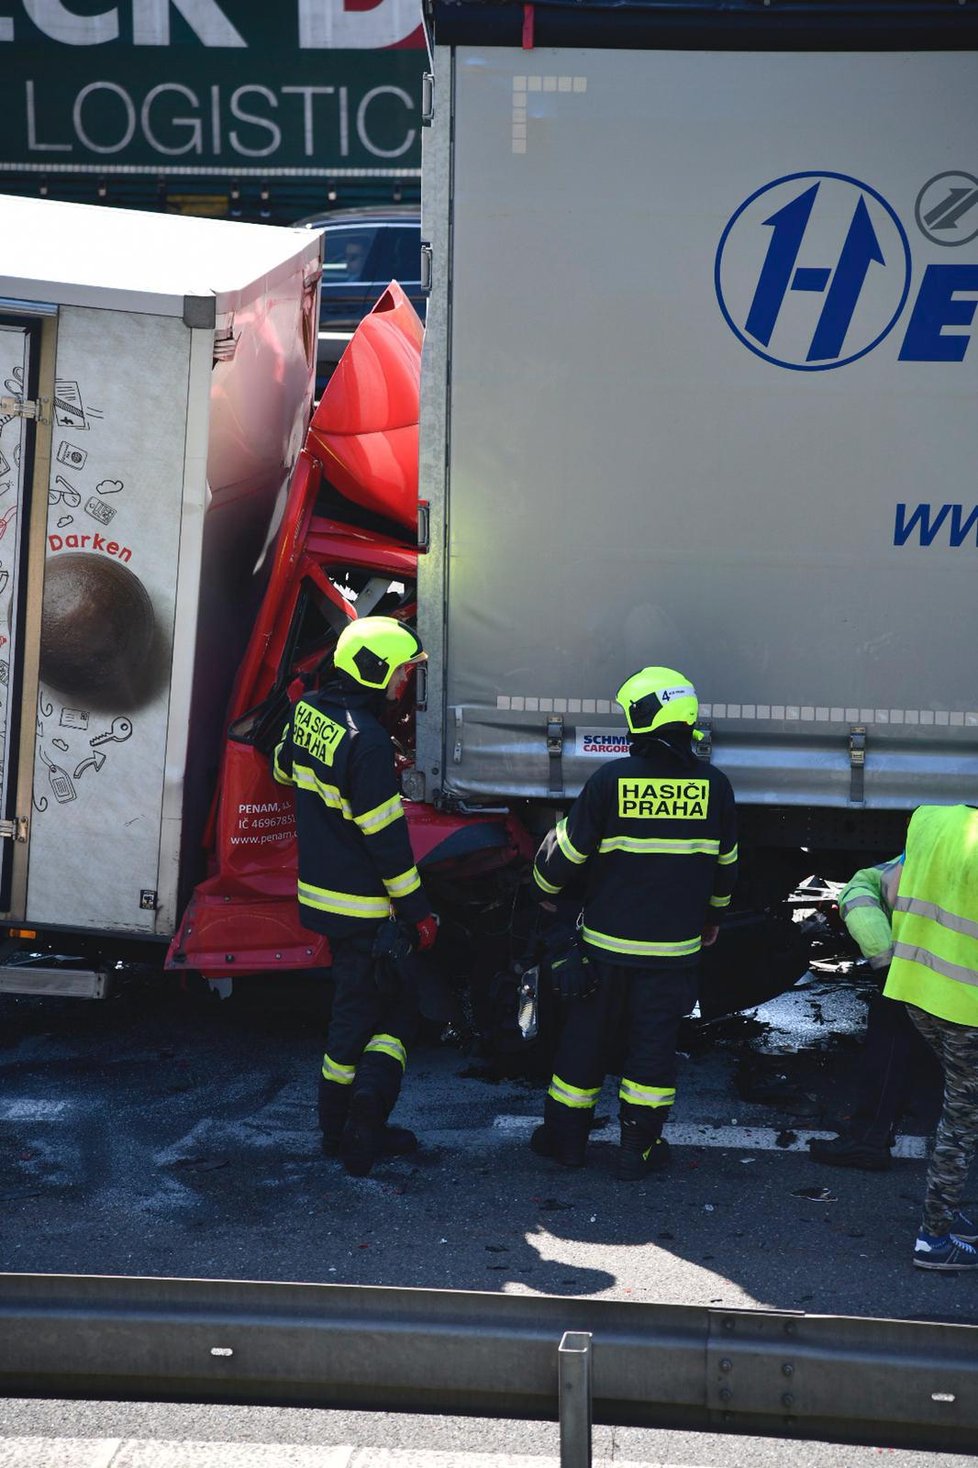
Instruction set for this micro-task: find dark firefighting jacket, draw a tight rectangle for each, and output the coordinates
[272,685,431,939]
[533,734,738,967]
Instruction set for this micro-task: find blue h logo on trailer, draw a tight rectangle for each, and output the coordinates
[715,171,978,369]
[715,172,912,369]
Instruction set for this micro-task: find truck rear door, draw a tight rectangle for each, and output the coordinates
[0,321,36,911]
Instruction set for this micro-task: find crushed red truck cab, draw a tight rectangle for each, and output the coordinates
[167,284,531,981]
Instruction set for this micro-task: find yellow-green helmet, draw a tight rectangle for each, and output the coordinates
[616,666,698,735]
[334,616,425,690]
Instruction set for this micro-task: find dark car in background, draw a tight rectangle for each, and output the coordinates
[295,205,425,390]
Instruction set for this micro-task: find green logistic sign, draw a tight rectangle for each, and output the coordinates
[0,0,426,173]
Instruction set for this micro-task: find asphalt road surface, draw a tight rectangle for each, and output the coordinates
[1,964,977,1466]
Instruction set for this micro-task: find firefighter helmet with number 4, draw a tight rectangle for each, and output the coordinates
[616,666,698,735]
[334,616,426,691]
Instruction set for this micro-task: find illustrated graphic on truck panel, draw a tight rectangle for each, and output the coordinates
[51,379,100,431]
[23,306,187,935]
[40,554,160,707]
[0,194,321,943]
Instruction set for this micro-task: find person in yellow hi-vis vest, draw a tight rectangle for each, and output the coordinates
[884,804,978,1270]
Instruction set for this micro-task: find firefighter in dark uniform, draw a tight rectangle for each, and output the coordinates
[530,667,738,1179]
[272,616,438,1177]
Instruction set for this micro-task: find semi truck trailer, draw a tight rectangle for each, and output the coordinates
[410,0,978,896]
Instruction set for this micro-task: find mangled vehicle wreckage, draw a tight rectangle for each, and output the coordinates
[166,284,812,1053]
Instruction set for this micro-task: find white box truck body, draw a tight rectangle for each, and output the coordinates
[412,2,978,862]
[0,196,320,949]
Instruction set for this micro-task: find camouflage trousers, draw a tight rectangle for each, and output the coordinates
[906,1005,978,1236]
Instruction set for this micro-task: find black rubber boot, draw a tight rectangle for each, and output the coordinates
[322,1124,418,1161]
[617,1122,671,1181]
[531,1095,592,1169]
[378,1123,418,1157]
[530,1124,587,1169]
[339,1091,421,1176]
[340,1091,386,1177]
[318,1079,351,1158]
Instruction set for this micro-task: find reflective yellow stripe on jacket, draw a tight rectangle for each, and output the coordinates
[598,836,720,856]
[838,864,896,968]
[532,866,562,896]
[892,940,978,989]
[272,737,292,785]
[355,794,404,836]
[582,925,701,960]
[297,881,390,920]
[293,764,354,819]
[383,866,422,901]
[555,818,588,865]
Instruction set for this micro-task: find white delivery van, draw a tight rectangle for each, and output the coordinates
[0,195,320,983]
[412,0,978,884]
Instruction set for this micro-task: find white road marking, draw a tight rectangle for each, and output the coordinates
[491,1114,928,1158]
[0,1094,928,1164]
[0,1445,671,1468]
[0,1100,69,1121]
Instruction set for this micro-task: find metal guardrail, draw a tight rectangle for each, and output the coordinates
[1,1274,977,1459]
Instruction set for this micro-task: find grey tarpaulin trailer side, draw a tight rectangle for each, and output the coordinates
[412,0,978,873]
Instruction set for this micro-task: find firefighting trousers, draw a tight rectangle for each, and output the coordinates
[544,962,699,1145]
[906,1004,978,1236]
[318,930,420,1142]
